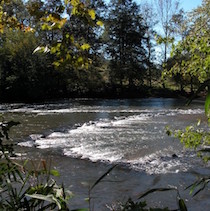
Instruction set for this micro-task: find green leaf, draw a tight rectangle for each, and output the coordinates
[50,47,57,54]
[41,24,50,30]
[26,194,61,209]
[77,56,83,64]
[66,54,71,60]
[26,193,55,202]
[50,170,60,177]
[205,90,210,117]
[53,61,61,67]
[179,199,188,211]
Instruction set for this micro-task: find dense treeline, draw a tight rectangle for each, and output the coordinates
[0,0,209,102]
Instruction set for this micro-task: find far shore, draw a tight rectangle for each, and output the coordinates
[0,86,205,104]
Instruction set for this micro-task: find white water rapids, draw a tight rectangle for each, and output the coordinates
[1,98,207,175]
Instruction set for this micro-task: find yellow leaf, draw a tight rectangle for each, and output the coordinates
[96,20,103,27]
[60,18,67,26]
[77,56,83,64]
[0,24,4,33]
[66,54,71,60]
[64,0,69,5]
[70,35,74,42]
[71,7,77,15]
[88,9,95,20]
[81,43,90,50]
[71,0,80,7]
[41,23,50,30]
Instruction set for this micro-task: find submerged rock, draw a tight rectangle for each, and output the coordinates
[172,153,178,158]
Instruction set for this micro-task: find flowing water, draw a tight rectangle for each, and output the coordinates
[0,98,209,210]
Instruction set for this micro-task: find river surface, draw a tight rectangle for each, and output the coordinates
[0,98,209,210]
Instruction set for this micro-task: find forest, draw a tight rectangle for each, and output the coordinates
[0,0,209,210]
[0,0,209,102]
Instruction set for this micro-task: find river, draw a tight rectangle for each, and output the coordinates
[0,98,209,210]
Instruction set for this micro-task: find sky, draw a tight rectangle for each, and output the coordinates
[137,0,203,12]
[134,0,203,63]
[179,0,202,11]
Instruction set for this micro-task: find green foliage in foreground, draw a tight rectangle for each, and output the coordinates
[0,120,74,210]
[166,119,210,162]
[117,199,169,211]
[111,187,188,211]
[165,77,210,162]
[165,95,210,200]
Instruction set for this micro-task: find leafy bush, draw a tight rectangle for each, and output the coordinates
[0,120,72,210]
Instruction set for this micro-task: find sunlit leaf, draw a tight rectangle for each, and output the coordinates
[53,61,61,67]
[44,46,50,53]
[77,56,83,63]
[96,20,103,27]
[205,90,210,117]
[33,46,43,54]
[26,194,61,209]
[64,0,69,5]
[81,43,90,51]
[41,24,50,30]
[71,0,80,7]
[88,9,95,20]
[50,169,60,177]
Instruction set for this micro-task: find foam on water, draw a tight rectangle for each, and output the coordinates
[17,108,205,174]
[0,101,204,116]
[13,99,206,175]
[166,108,204,116]
[129,149,194,174]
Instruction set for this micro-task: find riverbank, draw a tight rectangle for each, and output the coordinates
[0,86,194,103]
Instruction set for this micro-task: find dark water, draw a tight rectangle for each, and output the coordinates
[1,98,209,210]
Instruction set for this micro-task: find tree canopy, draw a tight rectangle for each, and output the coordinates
[0,0,209,101]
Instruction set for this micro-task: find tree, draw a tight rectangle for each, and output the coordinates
[0,28,68,101]
[165,0,210,161]
[29,0,102,71]
[106,0,147,88]
[140,2,158,87]
[164,9,188,92]
[154,0,181,89]
[48,0,106,95]
[0,0,21,31]
[0,0,103,101]
[164,0,210,88]
[155,0,180,63]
